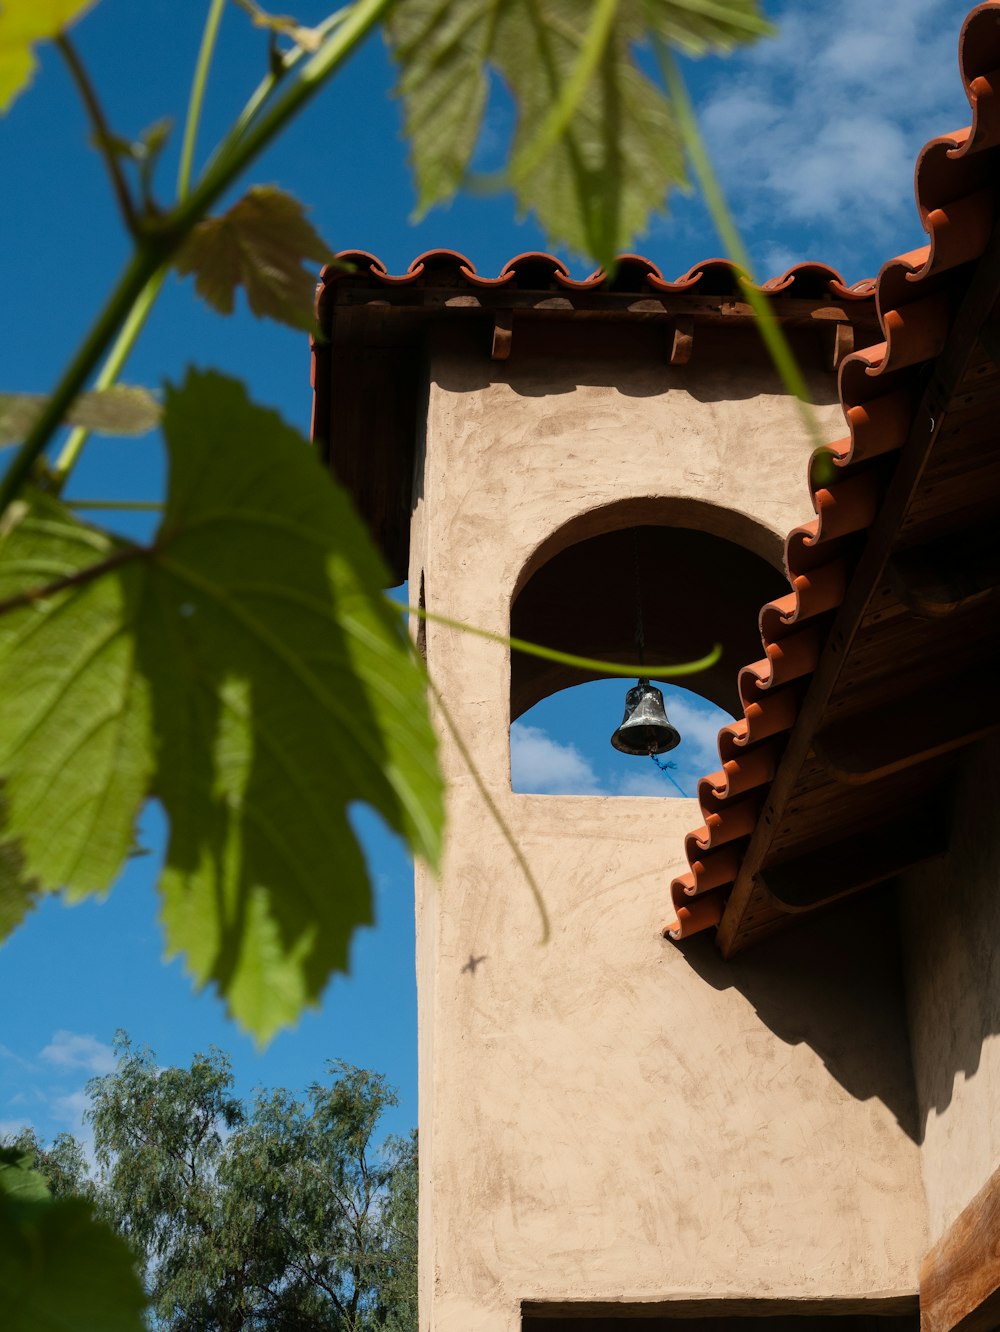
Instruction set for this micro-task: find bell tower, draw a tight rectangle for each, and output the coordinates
[313,250,928,1332]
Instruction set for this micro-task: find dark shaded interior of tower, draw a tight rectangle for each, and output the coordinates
[510,520,788,721]
[522,1312,920,1330]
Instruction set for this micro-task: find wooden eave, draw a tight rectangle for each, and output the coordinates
[719,221,1000,955]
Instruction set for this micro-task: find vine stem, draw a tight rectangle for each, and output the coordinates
[56,34,138,235]
[179,0,393,229]
[648,25,825,451]
[396,600,722,680]
[55,0,226,485]
[425,671,551,945]
[0,0,391,519]
[0,245,163,516]
[51,268,166,487]
[209,7,350,172]
[66,499,164,512]
[178,0,228,201]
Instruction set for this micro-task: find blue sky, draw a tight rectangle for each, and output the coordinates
[0,0,974,1154]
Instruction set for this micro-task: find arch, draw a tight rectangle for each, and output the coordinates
[510,499,787,722]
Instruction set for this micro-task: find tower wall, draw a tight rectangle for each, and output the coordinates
[900,737,1000,1247]
[411,345,927,1331]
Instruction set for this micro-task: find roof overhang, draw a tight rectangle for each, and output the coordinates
[669,0,1000,953]
[311,252,878,584]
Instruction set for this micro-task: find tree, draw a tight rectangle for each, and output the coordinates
[3,1127,95,1201]
[8,1035,418,1331]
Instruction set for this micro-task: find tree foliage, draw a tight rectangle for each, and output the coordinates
[7,1036,418,1331]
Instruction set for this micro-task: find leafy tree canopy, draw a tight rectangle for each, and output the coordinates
[6,1034,417,1331]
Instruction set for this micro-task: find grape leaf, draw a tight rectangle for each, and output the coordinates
[147,371,442,1038]
[0,1195,147,1332]
[0,0,96,113]
[387,0,772,266]
[0,498,153,901]
[0,1148,51,1202]
[175,186,333,330]
[0,789,38,938]
[0,371,443,1041]
[0,385,161,446]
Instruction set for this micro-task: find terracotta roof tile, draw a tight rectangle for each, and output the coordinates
[666,0,1000,947]
[323,248,867,301]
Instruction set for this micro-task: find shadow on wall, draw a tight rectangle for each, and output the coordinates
[898,736,1000,1141]
[432,323,846,407]
[674,887,922,1141]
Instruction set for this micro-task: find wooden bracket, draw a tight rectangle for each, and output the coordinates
[827,321,855,370]
[920,1159,1000,1332]
[760,793,950,909]
[888,521,1000,618]
[491,309,513,360]
[670,315,694,365]
[813,665,1000,786]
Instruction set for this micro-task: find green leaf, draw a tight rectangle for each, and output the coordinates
[0,371,443,1040]
[0,787,39,940]
[387,0,772,266]
[0,0,96,113]
[0,1148,51,1202]
[0,500,152,900]
[0,1195,147,1332]
[148,371,442,1037]
[0,386,161,446]
[174,185,333,330]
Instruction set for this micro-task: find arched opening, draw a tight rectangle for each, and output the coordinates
[509,501,787,794]
[511,679,734,798]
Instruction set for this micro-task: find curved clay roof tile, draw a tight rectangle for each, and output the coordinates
[667,0,1000,943]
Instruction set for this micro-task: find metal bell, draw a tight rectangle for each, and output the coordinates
[610,677,681,756]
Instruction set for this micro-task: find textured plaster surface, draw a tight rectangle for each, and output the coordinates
[412,351,927,1331]
[900,739,1000,1247]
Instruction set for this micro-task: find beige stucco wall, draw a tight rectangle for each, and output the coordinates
[411,347,928,1331]
[900,738,1000,1248]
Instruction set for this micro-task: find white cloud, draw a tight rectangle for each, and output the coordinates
[510,723,603,795]
[757,242,801,280]
[618,769,680,798]
[696,0,971,271]
[40,1031,115,1076]
[51,1088,90,1130]
[662,694,726,773]
[0,1117,33,1140]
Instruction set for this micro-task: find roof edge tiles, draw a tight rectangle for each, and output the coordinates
[666,0,1000,948]
[318,247,874,301]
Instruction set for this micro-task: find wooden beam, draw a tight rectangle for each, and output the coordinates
[717,213,1000,958]
[337,285,877,328]
[760,797,950,909]
[827,321,855,370]
[813,667,1000,785]
[888,522,1000,618]
[920,1160,1000,1332]
[491,309,513,360]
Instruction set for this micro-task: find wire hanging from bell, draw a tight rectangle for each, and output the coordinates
[609,529,682,759]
